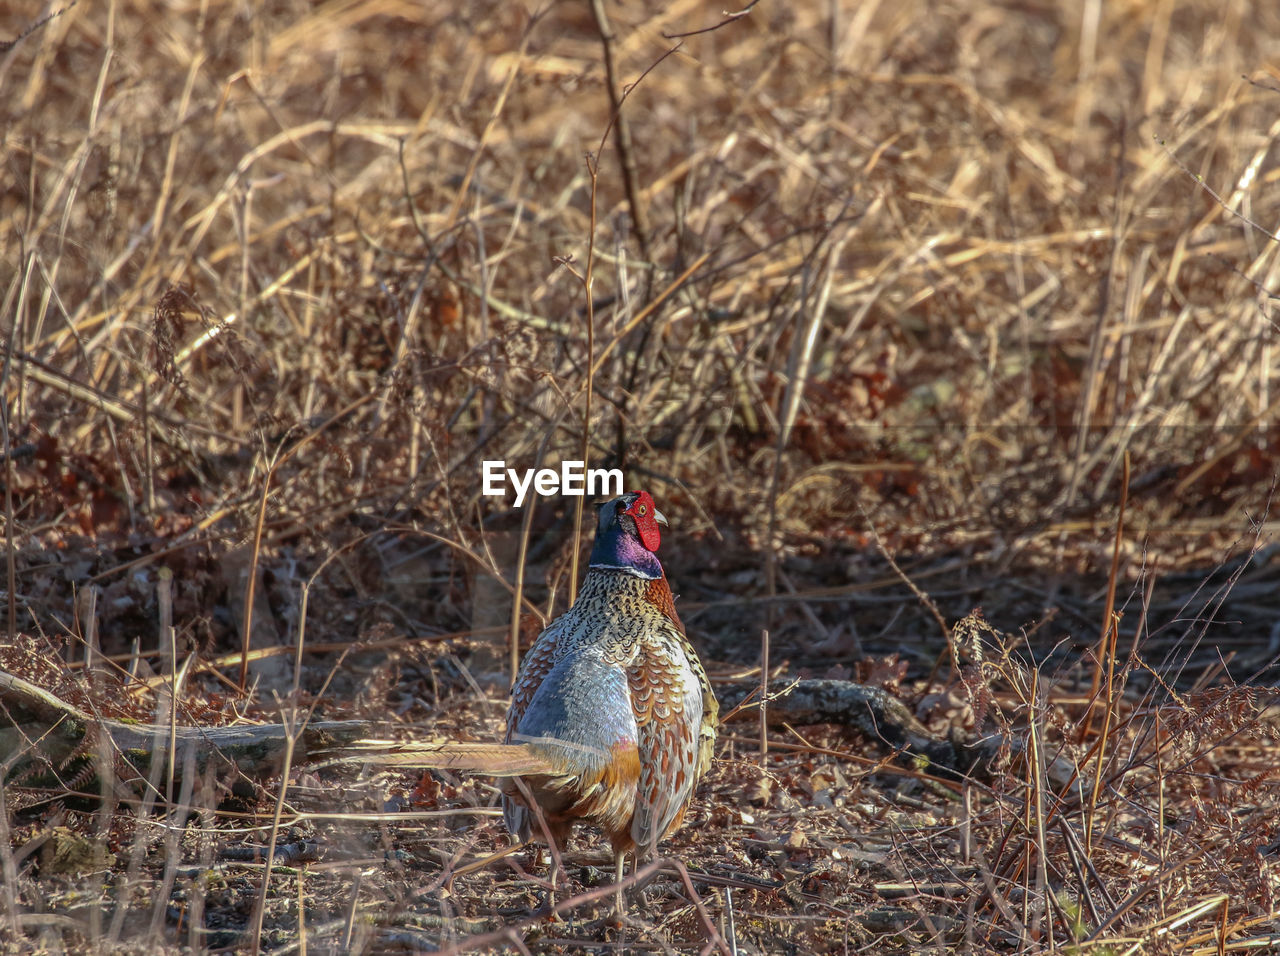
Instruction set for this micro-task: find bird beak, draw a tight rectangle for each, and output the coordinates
[653,508,668,526]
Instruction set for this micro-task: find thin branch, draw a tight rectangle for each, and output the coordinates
[1154,133,1280,242]
[663,0,762,39]
[589,0,652,264]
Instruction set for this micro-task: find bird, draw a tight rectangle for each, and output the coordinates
[501,491,719,886]
[337,490,718,910]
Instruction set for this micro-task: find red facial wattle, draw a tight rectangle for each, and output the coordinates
[625,491,663,553]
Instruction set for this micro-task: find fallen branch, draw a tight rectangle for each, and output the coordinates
[3,667,1008,789]
[717,678,1002,779]
[0,668,367,783]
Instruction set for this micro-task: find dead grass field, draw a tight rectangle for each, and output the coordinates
[3,0,1280,951]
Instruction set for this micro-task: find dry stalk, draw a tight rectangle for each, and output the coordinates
[588,0,652,265]
[1083,451,1129,851]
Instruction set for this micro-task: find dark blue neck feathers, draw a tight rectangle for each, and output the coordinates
[588,516,663,580]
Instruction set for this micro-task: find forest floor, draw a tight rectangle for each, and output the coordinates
[3,0,1280,952]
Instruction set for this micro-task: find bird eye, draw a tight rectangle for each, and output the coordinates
[638,505,647,515]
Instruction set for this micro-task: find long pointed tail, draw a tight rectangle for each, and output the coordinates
[323,739,556,776]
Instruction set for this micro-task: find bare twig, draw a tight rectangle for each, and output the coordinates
[588,0,652,264]
[663,0,761,39]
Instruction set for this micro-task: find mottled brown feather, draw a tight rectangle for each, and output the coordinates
[645,574,719,782]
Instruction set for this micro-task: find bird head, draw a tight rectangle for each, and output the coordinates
[587,490,668,579]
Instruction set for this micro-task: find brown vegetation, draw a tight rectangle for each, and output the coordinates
[2,0,1279,951]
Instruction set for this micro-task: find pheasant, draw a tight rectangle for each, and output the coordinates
[500,491,718,874]
[342,491,718,907]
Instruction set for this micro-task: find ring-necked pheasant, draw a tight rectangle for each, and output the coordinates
[341,491,718,907]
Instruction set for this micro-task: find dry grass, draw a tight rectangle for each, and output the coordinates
[3,0,1280,951]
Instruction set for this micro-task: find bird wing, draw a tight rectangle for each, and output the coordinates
[644,574,720,785]
[503,646,642,847]
[502,617,567,841]
[505,617,566,744]
[628,623,704,854]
